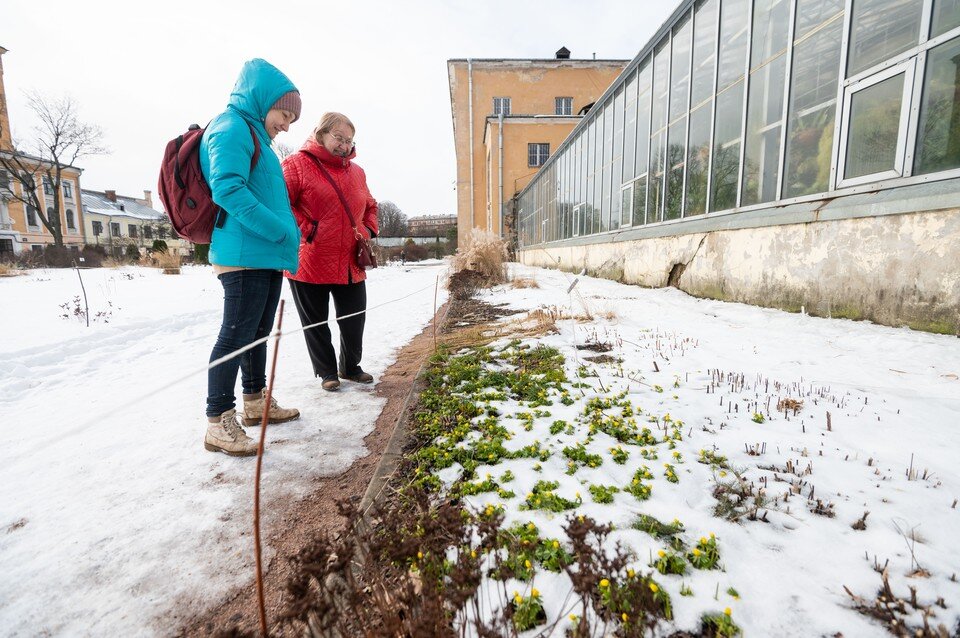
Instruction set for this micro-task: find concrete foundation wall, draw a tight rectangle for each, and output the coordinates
[519,208,960,335]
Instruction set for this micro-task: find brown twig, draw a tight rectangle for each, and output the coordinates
[254,299,286,637]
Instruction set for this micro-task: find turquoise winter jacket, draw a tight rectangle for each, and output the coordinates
[200,59,300,272]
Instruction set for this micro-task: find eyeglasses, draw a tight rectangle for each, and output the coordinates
[329,133,354,147]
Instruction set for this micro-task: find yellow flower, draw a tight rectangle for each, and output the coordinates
[658,550,666,558]
[569,614,578,621]
[649,582,659,593]
[710,532,716,539]
[724,607,732,616]
[693,548,701,556]
[627,568,635,578]
[622,612,629,622]
[525,559,532,569]
[553,540,560,549]
[528,522,536,531]
[470,550,477,558]
[700,537,708,544]
[599,579,610,588]
[514,594,522,604]
[531,588,539,597]
[417,551,423,559]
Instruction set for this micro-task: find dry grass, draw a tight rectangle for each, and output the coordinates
[153,250,182,270]
[450,228,508,286]
[0,263,23,277]
[510,276,539,289]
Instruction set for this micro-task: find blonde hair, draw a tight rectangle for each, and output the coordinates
[314,112,355,144]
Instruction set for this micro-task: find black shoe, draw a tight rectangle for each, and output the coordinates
[321,375,341,391]
[339,369,374,384]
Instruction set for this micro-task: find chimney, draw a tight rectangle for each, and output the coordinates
[142,189,153,208]
[555,46,571,60]
[105,189,117,202]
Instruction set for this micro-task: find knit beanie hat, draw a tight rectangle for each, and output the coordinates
[271,91,302,122]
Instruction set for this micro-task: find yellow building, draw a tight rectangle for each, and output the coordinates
[447,48,628,245]
[0,45,85,258]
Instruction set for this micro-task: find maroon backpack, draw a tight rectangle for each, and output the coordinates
[157,122,261,244]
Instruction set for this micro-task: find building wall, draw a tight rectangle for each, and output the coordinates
[449,60,629,244]
[3,172,85,250]
[83,211,189,256]
[519,185,960,335]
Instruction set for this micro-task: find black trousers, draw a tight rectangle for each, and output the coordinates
[288,279,367,379]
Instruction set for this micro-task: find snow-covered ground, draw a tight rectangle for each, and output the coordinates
[0,261,448,637]
[430,264,960,636]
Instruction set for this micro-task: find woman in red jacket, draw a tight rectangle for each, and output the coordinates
[282,112,379,391]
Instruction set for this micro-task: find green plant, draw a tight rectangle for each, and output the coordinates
[680,582,694,596]
[521,480,581,513]
[610,445,629,464]
[726,586,740,600]
[663,463,679,483]
[688,534,720,570]
[702,608,741,637]
[588,484,620,504]
[563,443,603,474]
[511,588,546,631]
[625,466,654,501]
[651,549,686,575]
[699,448,729,469]
[534,538,572,572]
[752,412,765,424]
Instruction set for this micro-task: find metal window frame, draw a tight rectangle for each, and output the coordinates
[837,59,916,188]
[493,96,511,116]
[775,0,798,199]
[734,0,755,208]
[680,7,696,217]
[620,181,635,227]
[704,0,722,213]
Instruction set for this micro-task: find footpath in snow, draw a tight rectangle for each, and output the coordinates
[417,263,960,637]
[0,261,448,637]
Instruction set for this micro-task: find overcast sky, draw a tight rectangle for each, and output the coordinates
[3,0,677,217]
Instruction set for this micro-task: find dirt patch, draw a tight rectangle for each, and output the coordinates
[576,341,613,353]
[583,354,622,364]
[171,306,447,637]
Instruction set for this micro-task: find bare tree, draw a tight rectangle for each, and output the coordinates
[274,141,295,161]
[377,200,408,237]
[0,92,109,247]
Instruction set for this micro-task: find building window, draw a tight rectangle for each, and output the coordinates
[493,97,511,116]
[144,225,153,239]
[129,224,138,238]
[92,220,103,236]
[528,143,550,167]
[110,222,121,237]
[26,205,38,227]
[47,207,57,228]
[31,244,43,253]
[43,178,54,196]
[914,35,960,175]
[66,209,75,229]
[63,181,73,200]
[555,97,573,115]
[0,238,13,256]
[0,170,10,195]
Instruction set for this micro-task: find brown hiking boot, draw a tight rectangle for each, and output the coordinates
[339,370,374,384]
[204,409,258,456]
[321,375,341,392]
[242,390,300,426]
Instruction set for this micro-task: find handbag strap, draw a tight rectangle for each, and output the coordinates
[302,152,362,238]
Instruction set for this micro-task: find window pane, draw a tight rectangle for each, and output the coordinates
[652,43,671,137]
[845,72,905,179]
[621,184,633,226]
[602,102,614,232]
[795,0,844,40]
[848,0,923,76]
[624,70,638,179]
[743,54,787,204]
[692,0,719,107]
[671,15,693,120]
[594,115,604,233]
[613,88,625,225]
[685,102,712,215]
[649,130,667,221]
[633,176,648,225]
[784,14,843,197]
[586,122,595,233]
[931,0,960,37]
[717,0,749,91]
[636,62,653,174]
[751,0,790,67]
[711,81,745,210]
[914,36,960,174]
[665,117,687,220]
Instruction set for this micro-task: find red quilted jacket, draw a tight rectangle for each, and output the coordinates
[282,138,379,284]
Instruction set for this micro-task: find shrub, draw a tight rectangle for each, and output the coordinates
[125,243,141,262]
[450,228,507,285]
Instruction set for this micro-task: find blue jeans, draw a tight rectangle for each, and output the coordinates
[206,269,283,417]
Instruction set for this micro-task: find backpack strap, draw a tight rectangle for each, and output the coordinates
[214,122,263,229]
[302,151,361,238]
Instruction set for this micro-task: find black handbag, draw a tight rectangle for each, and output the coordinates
[304,152,378,270]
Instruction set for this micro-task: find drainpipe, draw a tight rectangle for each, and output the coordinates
[467,59,475,231]
[498,112,504,238]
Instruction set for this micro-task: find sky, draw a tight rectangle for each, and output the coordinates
[2,0,678,218]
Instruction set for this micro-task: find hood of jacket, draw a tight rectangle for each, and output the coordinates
[299,136,357,169]
[227,58,298,129]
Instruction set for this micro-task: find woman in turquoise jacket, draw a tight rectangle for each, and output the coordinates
[200,58,302,457]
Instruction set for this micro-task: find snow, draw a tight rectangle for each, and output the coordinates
[432,264,960,636]
[2,260,958,636]
[0,261,448,637]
